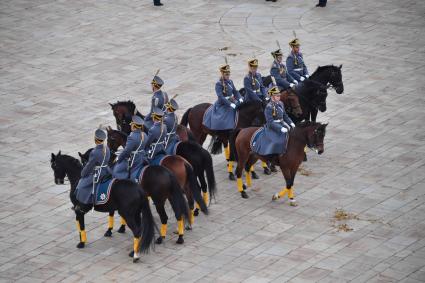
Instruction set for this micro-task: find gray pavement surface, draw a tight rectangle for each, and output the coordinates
[1,0,425,282]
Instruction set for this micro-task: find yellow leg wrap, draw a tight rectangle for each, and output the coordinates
[189,210,195,225]
[261,161,268,168]
[203,192,209,205]
[160,224,167,237]
[304,146,307,153]
[177,220,184,236]
[80,230,87,243]
[250,165,254,172]
[227,161,233,173]
[76,221,81,232]
[288,187,295,199]
[133,237,140,253]
[246,171,252,187]
[120,217,126,226]
[278,188,289,198]
[237,178,243,192]
[195,202,200,210]
[108,216,114,229]
[224,145,230,160]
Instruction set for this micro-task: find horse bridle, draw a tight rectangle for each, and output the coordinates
[326,69,343,91]
[306,127,323,151]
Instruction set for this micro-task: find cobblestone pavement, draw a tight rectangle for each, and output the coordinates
[1,0,425,282]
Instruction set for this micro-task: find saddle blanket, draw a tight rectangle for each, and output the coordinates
[250,128,264,150]
[95,178,115,205]
[137,165,148,184]
[148,153,169,166]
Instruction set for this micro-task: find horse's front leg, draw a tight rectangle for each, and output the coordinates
[235,152,249,199]
[272,164,296,206]
[105,211,114,237]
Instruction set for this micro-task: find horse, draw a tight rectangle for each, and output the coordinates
[77,148,193,246]
[109,100,194,141]
[50,151,160,262]
[104,129,209,235]
[229,122,328,201]
[263,65,343,123]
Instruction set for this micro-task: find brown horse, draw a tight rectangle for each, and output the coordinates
[105,128,208,243]
[230,122,328,201]
[181,92,302,179]
[109,100,194,141]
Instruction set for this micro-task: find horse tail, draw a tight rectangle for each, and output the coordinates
[180,108,191,127]
[208,136,223,155]
[185,162,208,215]
[202,148,216,203]
[229,128,241,162]
[168,170,190,224]
[138,188,156,253]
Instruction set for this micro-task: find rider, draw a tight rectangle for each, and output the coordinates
[144,75,169,129]
[146,107,168,163]
[112,116,147,181]
[271,49,297,90]
[75,129,111,212]
[202,63,243,131]
[252,84,295,156]
[164,98,180,155]
[243,58,267,103]
[286,38,309,83]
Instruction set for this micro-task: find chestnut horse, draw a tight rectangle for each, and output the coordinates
[230,122,328,201]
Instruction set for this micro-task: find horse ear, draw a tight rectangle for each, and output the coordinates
[58,150,61,156]
[339,64,342,69]
[51,153,55,161]
[107,126,112,131]
[323,123,329,128]
[78,152,83,157]
[109,103,114,109]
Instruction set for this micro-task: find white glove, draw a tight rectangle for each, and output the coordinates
[281,127,288,133]
[239,98,243,103]
[305,75,309,78]
[290,123,295,128]
[265,97,270,101]
[230,103,236,109]
[293,80,298,85]
[300,76,305,82]
[289,83,295,88]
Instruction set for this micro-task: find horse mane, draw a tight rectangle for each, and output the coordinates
[296,121,320,128]
[110,100,136,113]
[58,154,83,170]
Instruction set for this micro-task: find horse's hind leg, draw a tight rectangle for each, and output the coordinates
[186,191,195,230]
[124,214,142,263]
[194,173,207,217]
[244,154,258,188]
[235,153,249,199]
[75,212,87,249]
[105,211,114,237]
[155,203,168,245]
[118,216,126,233]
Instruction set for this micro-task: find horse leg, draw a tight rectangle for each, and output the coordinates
[235,153,249,199]
[224,143,236,181]
[194,171,208,217]
[75,212,87,249]
[186,192,195,230]
[287,173,297,207]
[124,214,142,263]
[118,217,126,233]
[272,165,293,204]
[262,161,271,175]
[155,204,168,245]
[104,211,114,237]
[311,109,318,123]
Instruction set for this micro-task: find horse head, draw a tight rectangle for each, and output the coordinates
[110,101,136,134]
[51,151,65,184]
[107,128,127,152]
[306,122,328,155]
[281,90,302,118]
[78,149,92,166]
[312,65,344,94]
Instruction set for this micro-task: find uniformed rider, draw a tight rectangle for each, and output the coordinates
[164,98,180,155]
[286,38,309,83]
[112,116,147,181]
[75,129,110,212]
[270,49,297,90]
[144,75,169,129]
[244,59,267,103]
[146,107,168,162]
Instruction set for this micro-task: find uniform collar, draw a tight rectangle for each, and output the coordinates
[132,129,142,133]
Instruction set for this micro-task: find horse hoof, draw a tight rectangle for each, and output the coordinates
[128,251,134,257]
[117,225,126,233]
[241,191,249,199]
[251,171,259,179]
[272,193,279,201]
[176,235,184,244]
[194,209,199,217]
[289,201,298,207]
[185,226,192,231]
[156,236,164,244]
[263,167,271,175]
[133,257,140,263]
[303,153,307,162]
[270,165,277,173]
[104,229,112,237]
[76,242,85,249]
[228,172,236,181]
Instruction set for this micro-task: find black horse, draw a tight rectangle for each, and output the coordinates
[263,65,344,122]
[50,151,158,262]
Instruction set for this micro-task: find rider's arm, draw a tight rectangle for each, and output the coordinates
[258,75,267,98]
[215,82,232,106]
[81,149,100,177]
[243,76,256,101]
[117,134,136,162]
[231,80,242,101]
[280,102,294,126]
[300,53,309,76]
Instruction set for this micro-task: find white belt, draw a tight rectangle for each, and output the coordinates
[253,90,260,93]
[274,119,282,122]
[293,68,303,71]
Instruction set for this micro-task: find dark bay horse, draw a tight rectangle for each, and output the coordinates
[105,129,208,238]
[263,65,343,123]
[109,100,194,141]
[50,152,158,262]
[229,122,328,201]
